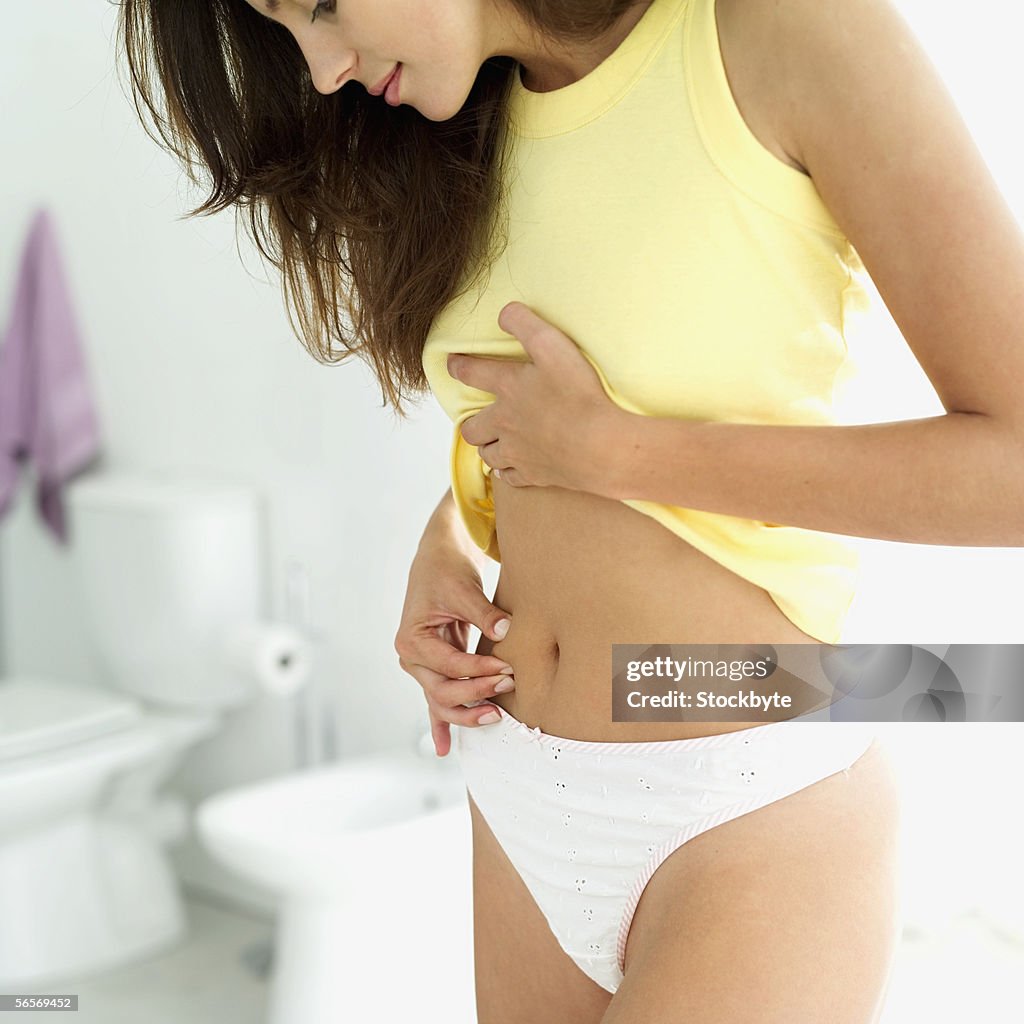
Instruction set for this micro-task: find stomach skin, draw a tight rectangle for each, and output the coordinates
[473,474,826,741]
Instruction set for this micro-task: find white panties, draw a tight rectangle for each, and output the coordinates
[454,705,877,994]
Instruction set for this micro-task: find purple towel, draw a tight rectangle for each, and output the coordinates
[0,208,103,542]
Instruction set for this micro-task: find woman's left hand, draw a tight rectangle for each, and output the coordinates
[447,302,623,493]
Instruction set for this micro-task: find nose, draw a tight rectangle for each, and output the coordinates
[304,46,357,95]
[310,61,354,95]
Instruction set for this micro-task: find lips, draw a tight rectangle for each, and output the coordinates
[370,64,399,97]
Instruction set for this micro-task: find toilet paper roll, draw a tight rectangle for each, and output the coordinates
[219,621,312,697]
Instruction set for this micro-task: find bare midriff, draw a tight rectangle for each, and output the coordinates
[473,475,825,741]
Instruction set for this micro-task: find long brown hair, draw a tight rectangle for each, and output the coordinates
[114,0,642,419]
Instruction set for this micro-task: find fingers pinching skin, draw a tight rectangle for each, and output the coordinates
[418,665,516,722]
[393,549,516,755]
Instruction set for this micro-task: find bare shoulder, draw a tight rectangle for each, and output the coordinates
[716,0,948,183]
[708,0,811,174]
[712,0,810,176]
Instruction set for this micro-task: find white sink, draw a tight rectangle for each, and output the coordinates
[196,748,468,896]
[194,747,475,1024]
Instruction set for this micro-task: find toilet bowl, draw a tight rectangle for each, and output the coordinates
[0,677,218,988]
[1,472,300,988]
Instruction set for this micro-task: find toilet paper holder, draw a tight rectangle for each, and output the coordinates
[217,620,313,698]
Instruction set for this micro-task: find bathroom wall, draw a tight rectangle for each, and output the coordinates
[1,1,1022,914]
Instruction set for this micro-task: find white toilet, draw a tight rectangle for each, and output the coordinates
[0,473,268,988]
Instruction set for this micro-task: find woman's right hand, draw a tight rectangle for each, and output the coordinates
[394,545,515,758]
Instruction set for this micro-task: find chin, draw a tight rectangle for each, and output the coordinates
[420,100,466,123]
[402,74,472,122]
[441,87,480,122]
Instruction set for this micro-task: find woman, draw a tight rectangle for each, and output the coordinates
[116,0,1024,1020]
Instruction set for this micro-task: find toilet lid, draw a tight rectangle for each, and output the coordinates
[0,678,142,762]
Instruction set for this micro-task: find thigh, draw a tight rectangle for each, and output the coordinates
[467,791,614,1024]
[605,739,903,1024]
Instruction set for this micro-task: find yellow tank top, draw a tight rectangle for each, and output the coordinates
[421,0,873,645]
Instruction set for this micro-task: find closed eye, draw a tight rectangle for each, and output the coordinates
[311,0,334,24]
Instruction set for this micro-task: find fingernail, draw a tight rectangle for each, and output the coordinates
[498,664,515,675]
[494,677,515,693]
[478,710,500,725]
[494,618,511,638]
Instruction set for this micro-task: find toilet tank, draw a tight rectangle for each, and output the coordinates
[66,473,265,712]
